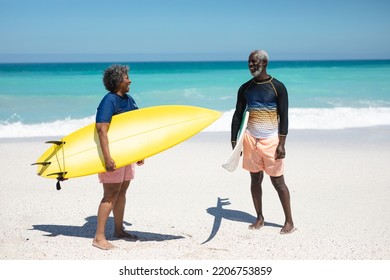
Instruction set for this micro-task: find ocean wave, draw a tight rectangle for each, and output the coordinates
[1,107,390,138]
[0,116,95,138]
[289,107,390,129]
[206,107,390,131]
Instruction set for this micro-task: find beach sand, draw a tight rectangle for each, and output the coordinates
[1,127,390,261]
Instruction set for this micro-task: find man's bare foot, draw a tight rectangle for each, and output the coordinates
[114,230,138,240]
[92,238,115,250]
[249,219,265,230]
[280,223,296,234]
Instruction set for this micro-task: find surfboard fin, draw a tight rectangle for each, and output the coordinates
[47,172,68,190]
[46,140,66,145]
[31,161,51,166]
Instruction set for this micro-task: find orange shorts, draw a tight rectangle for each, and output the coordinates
[98,163,135,184]
[243,132,284,177]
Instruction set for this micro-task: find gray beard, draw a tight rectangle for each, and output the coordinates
[250,66,263,78]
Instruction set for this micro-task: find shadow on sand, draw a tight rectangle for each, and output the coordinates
[31,216,184,242]
[202,197,282,244]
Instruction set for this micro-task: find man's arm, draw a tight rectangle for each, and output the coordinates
[275,80,288,159]
[231,82,249,148]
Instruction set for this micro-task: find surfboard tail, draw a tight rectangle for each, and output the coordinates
[222,111,249,172]
[222,161,239,172]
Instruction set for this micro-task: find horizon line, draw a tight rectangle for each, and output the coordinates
[0,52,389,64]
[1,58,390,64]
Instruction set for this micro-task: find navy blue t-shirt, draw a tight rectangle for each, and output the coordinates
[96,92,138,123]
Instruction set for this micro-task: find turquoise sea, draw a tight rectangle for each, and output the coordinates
[1,60,390,138]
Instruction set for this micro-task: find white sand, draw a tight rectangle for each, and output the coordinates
[1,128,390,261]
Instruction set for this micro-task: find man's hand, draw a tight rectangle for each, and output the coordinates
[275,144,286,159]
[275,135,286,159]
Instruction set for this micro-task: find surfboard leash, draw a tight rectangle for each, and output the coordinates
[56,174,68,190]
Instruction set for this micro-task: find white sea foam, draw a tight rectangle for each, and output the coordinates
[289,107,390,129]
[1,108,390,138]
[205,107,390,131]
[0,116,95,138]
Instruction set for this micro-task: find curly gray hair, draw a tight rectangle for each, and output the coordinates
[253,50,269,62]
[102,65,129,92]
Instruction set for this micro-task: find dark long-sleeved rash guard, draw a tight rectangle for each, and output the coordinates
[231,76,288,142]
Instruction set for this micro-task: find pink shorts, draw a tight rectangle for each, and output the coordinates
[243,132,284,177]
[98,164,135,184]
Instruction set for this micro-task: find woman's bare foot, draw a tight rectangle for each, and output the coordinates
[249,219,265,230]
[114,230,138,240]
[92,238,115,250]
[280,222,296,234]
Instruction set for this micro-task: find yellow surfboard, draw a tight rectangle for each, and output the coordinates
[33,105,221,180]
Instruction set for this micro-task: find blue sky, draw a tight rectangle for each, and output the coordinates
[0,0,389,62]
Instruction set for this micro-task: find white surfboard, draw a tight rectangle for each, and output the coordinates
[222,111,249,172]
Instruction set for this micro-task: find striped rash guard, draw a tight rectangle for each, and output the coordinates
[231,76,288,141]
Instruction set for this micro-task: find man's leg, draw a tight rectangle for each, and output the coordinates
[270,175,295,234]
[249,171,265,229]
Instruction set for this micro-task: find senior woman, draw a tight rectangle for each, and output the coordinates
[93,65,144,250]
